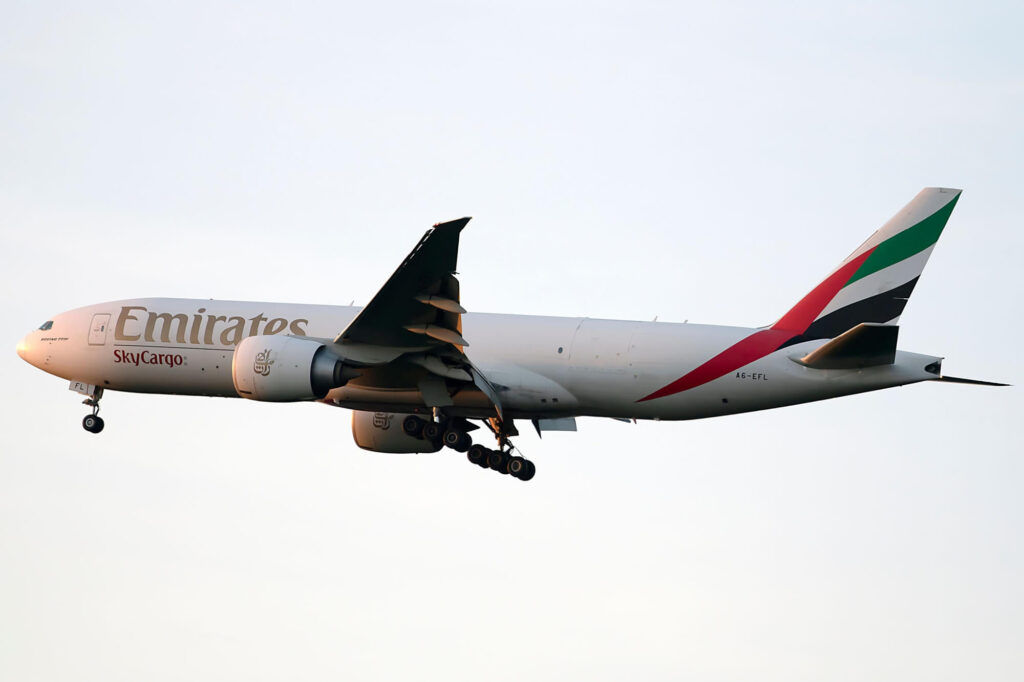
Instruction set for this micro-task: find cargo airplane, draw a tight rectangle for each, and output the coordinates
[17,188,1004,481]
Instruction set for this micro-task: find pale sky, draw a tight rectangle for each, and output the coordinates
[1,2,1022,681]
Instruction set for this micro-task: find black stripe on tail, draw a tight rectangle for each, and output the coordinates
[779,277,919,349]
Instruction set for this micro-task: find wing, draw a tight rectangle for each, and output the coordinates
[332,217,504,419]
[336,218,470,348]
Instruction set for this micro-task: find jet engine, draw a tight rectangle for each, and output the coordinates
[351,412,441,453]
[232,335,356,401]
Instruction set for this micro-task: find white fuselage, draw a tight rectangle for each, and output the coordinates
[18,298,941,422]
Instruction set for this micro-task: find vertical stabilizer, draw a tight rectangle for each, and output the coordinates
[773,187,961,343]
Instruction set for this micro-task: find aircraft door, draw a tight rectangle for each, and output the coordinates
[88,313,111,345]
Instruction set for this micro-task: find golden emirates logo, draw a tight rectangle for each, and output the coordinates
[113,305,309,347]
[253,349,274,376]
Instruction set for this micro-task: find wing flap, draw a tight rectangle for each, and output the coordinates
[405,324,469,347]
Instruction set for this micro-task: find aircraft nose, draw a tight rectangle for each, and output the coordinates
[17,333,29,361]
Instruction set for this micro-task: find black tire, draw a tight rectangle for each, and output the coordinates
[402,415,425,438]
[443,429,471,452]
[422,422,442,445]
[442,429,461,448]
[519,460,536,481]
[507,456,526,477]
[82,415,104,433]
[487,449,509,474]
[467,444,488,466]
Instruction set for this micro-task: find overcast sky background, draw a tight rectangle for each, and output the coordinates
[1,2,1022,680]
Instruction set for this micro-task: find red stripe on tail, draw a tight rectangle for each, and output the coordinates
[771,249,873,331]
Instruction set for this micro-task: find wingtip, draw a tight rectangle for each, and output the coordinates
[433,216,472,230]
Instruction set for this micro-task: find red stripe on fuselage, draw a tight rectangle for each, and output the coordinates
[638,328,793,401]
[638,248,875,402]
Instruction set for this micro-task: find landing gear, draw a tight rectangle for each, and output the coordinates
[466,448,534,480]
[80,386,104,434]
[408,413,537,481]
[478,417,535,480]
[467,445,534,479]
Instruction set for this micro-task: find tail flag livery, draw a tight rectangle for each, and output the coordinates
[775,187,961,344]
[639,188,961,401]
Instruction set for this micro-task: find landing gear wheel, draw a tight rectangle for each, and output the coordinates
[507,456,527,477]
[486,449,510,474]
[422,422,443,446]
[402,415,425,438]
[467,444,489,467]
[508,456,536,480]
[519,460,536,481]
[442,429,471,452]
[82,414,104,434]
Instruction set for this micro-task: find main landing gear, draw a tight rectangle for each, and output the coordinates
[466,443,536,481]
[403,414,536,481]
[81,387,104,434]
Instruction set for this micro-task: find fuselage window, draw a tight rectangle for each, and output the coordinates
[38,321,53,331]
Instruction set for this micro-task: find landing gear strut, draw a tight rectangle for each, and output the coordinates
[81,387,104,434]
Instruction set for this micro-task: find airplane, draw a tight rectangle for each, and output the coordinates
[17,188,1006,481]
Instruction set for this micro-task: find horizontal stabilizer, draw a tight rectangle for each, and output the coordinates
[795,323,898,369]
[934,375,1010,387]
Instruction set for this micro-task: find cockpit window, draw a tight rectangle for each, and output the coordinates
[38,321,53,331]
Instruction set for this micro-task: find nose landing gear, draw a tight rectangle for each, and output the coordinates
[81,386,104,434]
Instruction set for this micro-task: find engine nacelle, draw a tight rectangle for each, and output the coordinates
[232,335,354,401]
[351,412,440,453]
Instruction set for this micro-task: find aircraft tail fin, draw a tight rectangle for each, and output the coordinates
[771,187,961,345]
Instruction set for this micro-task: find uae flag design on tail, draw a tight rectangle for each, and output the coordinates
[640,188,961,402]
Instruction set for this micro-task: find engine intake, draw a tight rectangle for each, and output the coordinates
[232,335,356,401]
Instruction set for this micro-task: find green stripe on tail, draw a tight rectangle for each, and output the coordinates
[844,193,960,287]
